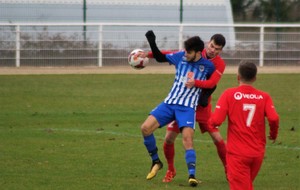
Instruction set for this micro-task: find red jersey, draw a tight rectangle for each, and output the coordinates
[195,49,226,125]
[209,85,279,156]
[194,49,226,89]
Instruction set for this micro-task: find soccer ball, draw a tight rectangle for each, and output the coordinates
[128,49,149,70]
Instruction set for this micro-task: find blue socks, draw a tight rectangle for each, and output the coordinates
[144,134,159,161]
[144,134,196,177]
[185,149,196,176]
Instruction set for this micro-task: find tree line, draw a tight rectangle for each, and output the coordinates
[231,0,300,22]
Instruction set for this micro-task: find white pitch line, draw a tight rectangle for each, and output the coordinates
[41,128,300,151]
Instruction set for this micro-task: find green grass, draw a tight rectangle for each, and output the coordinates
[0,74,299,190]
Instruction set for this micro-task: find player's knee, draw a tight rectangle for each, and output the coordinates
[165,134,175,144]
[141,123,156,136]
[141,125,151,136]
[182,136,193,149]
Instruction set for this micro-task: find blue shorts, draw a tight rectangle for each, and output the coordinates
[150,102,196,130]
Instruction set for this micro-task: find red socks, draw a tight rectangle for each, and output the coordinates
[163,142,175,171]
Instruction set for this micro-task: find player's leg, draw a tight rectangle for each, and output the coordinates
[199,122,227,174]
[227,153,252,190]
[250,155,264,186]
[141,103,174,180]
[176,106,199,186]
[141,115,163,180]
[181,127,199,187]
[162,121,179,182]
[208,129,227,172]
[197,104,227,174]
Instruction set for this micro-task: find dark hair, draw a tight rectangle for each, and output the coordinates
[184,36,204,52]
[210,34,226,48]
[238,61,257,82]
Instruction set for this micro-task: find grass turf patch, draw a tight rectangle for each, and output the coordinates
[0,74,299,190]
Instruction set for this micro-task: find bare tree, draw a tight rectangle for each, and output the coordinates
[231,0,255,21]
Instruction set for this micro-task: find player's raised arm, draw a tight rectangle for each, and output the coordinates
[147,50,176,58]
[145,30,168,62]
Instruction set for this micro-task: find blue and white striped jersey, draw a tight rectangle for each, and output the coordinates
[165,51,215,110]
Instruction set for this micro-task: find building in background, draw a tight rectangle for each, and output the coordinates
[0,0,236,47]
[0,0,234,23]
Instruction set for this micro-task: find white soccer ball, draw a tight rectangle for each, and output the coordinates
[128,49,149,70]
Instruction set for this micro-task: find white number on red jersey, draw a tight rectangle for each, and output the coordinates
[243,104,256,127]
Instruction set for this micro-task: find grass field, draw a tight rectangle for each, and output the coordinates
[0,73,299,190]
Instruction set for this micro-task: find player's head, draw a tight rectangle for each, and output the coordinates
[206,34,226,59]
[238,61,257,84]
[211,34,226,48]
[184,36,204,52]
[184,36,204,62]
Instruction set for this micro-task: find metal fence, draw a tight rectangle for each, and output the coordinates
[0,23,299,67]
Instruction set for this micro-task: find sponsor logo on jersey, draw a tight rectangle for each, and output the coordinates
[234,92,263,100]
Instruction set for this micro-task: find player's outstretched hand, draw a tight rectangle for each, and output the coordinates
[145,30,156,44]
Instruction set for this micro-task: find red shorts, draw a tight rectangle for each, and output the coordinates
[196,103,211,124]
[227,153,264,190]
[166,120,181,133]
[167,100,218,133]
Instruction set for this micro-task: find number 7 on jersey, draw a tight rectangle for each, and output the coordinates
[243,104,256,127]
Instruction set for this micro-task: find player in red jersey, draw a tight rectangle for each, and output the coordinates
[208,61,279,190]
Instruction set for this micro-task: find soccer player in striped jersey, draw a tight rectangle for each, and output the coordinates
[161,34,227,183]
[144,34,227,183]
[140,30,215,186]
[208,61,279,190]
